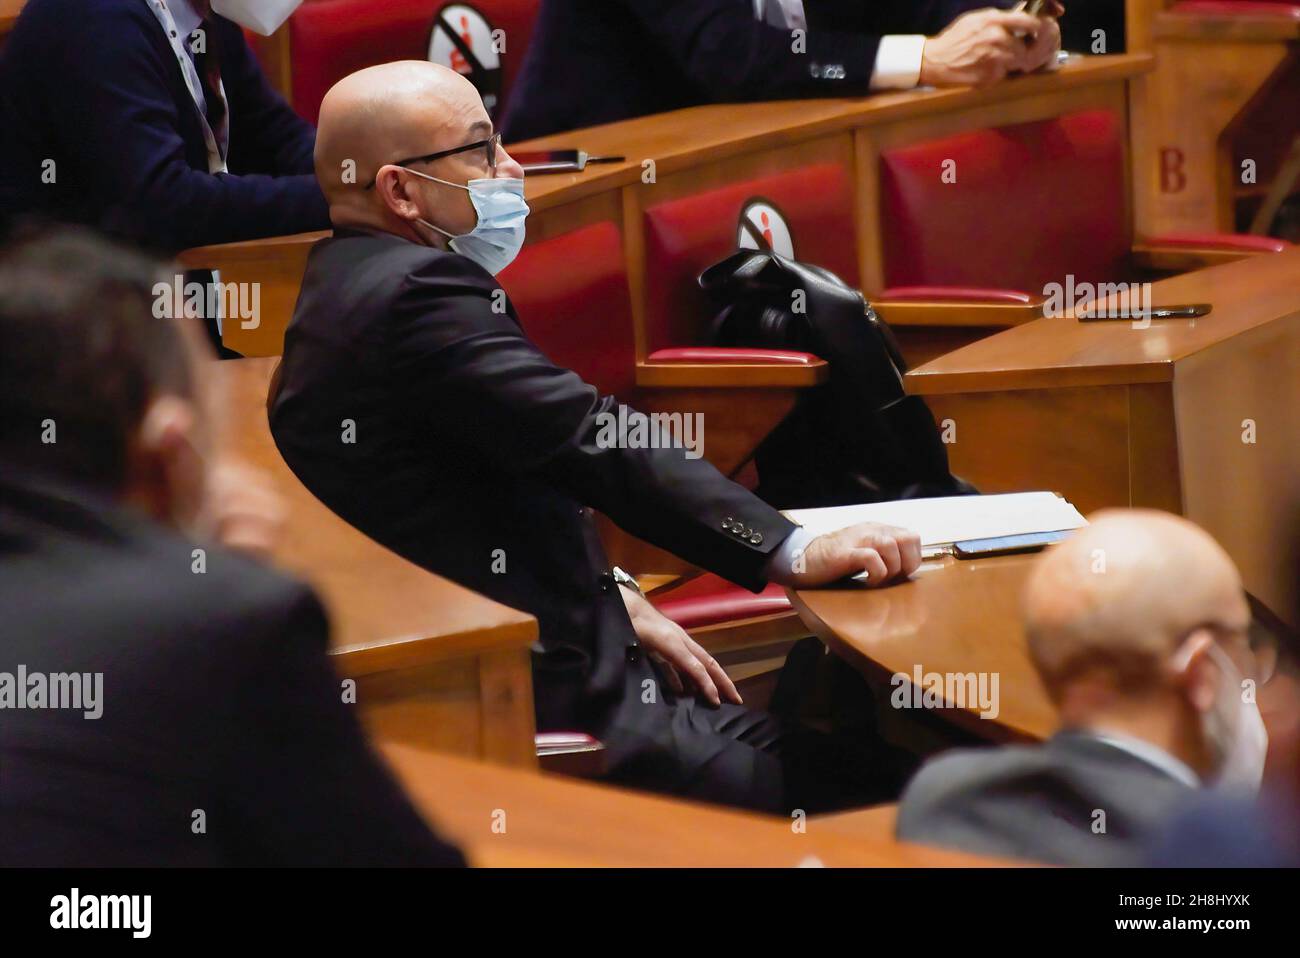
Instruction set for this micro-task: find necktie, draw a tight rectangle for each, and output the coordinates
[193,18,228,159]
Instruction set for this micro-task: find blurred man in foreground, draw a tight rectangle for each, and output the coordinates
[271,62,925,813]
[503,0,1063,140]
[0,227,463,867]
[898,510,1269,866]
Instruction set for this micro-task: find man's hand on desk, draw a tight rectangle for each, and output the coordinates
[783,523,922,590]
[919,5,1063,88]
[618,586,742,708]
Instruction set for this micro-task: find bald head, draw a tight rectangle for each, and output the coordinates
[1024,510,1249,697]
[314,61,509,235]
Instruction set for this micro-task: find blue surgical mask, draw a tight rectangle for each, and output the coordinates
[407,170,529,275]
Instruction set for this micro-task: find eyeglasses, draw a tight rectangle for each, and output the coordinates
[365,132,502,190]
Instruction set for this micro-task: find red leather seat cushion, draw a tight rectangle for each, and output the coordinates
[878,286,1038,303]
[1147,231,1290,252]
[880,109,1128,294]
[499,221,637,400]
[646,347,822,365]
[289,0,539,125]
[652,574,792,631]
[642,164,859,355]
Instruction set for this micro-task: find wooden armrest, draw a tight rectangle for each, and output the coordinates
[636,358,829,388]
[1131,232,1289,272]
[872,292,1047,328]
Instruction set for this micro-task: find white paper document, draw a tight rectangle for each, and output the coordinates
[784,492,1087,547]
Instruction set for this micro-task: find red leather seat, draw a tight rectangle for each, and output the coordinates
[880,109,1129,297]
[498,220,637,400]
[651,574,791,631]
[287,0,540,125]
[876,108,1287,307]
[642,163,858,358]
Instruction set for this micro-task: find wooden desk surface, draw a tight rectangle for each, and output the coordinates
[789,555,1057,743]
[215,357,537,676]
[907,245,1300,395]
[513,54,1151,213]
[381,743,1007,867]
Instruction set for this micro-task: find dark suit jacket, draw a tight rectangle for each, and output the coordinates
[501,0,989,141]
[0,0,329,250]
[269,229,796,774]
[896,730,1199,866]
[0,468,463,867]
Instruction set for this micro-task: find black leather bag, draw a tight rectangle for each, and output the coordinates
[700,249,976,508]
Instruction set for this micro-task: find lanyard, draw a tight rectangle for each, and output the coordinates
[144,0,229,174]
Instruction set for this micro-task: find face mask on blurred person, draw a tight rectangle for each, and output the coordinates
[210,0,303,36]
[1195,642,1269,793]
[407,171,530,275]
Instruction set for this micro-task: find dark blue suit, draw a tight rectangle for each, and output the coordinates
[501,0,990,142]
[0,0,329,251]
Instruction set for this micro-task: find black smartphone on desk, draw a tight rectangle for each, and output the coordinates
[1078,303,1212,322]
[514,150,625,174]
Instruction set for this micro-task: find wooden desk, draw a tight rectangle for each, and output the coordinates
[181,54,1152,360]
[907,246,1300,627]
[789,555,1056,743]
[216,357,539,767]
[381,743,1007,867]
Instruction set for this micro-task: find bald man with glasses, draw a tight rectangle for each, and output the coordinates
[271,61,928,813]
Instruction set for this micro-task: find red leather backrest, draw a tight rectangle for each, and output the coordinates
[498,221,637,401]
[879,109,1128,293]
[288,0,539,126]
[641,163,859,354]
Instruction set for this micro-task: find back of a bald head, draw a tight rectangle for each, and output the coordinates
[1024,510,1247,695]
[314,61,483,209]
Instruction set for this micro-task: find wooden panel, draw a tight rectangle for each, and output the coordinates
[1130,35,1295,235]
[478,648,539,768]
[521,186,623,245]
[1127,381,1183,512]
[1174,311,1300,625]
[926,386,1133,514]
[380,743,1014,866]
[790,554,1057,742]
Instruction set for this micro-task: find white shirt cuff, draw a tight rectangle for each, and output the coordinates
[764,526,816,586]
[870,34,927,91]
